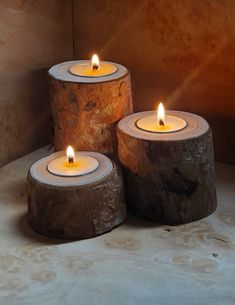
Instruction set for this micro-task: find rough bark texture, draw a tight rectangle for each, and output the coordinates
[117,128,217,225]
[49,74,133,159]
[27,163,126,239]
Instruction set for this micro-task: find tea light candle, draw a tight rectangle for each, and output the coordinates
[136,103,187,133]
[47,146,98,177]
[69,54,117,77]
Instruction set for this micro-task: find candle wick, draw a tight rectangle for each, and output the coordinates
[68,156,74,164]
[92,64,99,71]
[159,119,165,126]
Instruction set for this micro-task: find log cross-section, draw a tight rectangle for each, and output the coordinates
[27,151,126,239]
[117,111,217,225]
[48,61,133,159]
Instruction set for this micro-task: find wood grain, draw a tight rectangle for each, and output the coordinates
[117,111,217,224]
[27,152,126,239]
[49,61,133,158]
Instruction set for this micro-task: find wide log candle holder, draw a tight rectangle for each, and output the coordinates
[117,110,217,225]
[48,59,133,158]
[27,151,125,239]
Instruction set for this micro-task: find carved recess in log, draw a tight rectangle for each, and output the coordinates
[117,111,217,225]
[27,152,126,239]
[48,61,133,159]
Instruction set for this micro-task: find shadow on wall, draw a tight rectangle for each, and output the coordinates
[0,69,51,167]
[73,0,235,164]
[0,0,73,167]
[27,68,52,149]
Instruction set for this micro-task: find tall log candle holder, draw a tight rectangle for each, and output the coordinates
[48,59,133,158]
[27,151,125,239]
[117,110,217,225]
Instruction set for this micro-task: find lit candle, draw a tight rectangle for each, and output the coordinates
[136,102,187,133]
[117,107,216,225]
[47,146,99,177]
[69,54,117,77]
[91,54,100,71]
[67,145,75,165]
[28,150,124,239]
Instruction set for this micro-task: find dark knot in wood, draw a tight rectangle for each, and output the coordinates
[83,100,97,111]
[163,168,198,197]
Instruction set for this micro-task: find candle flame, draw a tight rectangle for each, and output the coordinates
[66,145,75,164]
[91,54,100,71]
[157,102,165,126]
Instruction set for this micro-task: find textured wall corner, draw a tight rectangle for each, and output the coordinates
[73,0,235,164]
[0,0,73,167]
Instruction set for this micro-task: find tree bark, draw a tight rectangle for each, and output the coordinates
[27,162,126,239]
[117,112,217,225]
[48,61,133,159]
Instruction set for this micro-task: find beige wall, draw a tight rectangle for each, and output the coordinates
[73,0,235,164]
[1,0,234,165]
[0,0,73,166]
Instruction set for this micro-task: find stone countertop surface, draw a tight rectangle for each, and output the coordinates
[0,147,234,305]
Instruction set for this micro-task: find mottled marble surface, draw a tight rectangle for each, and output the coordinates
[0,146,234,304]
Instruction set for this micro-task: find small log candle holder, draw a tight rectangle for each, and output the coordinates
[27,151,126,239]
[48,60,133,158]
[117,111,217,225]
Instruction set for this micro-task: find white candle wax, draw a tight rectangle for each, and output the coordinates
[69,54,117,77]
[136,114,187,133]
[69,62,117,77]
[47,154,99,177]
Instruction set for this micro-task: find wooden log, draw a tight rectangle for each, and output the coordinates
[27,151,126,239]
[48,61,133,159]
[117,111,217,225]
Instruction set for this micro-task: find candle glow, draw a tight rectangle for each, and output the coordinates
[66,145,75,165]
[69,55,117,77]
[91,54,100,71]
[136,102,187,133]
[157,102,165,127]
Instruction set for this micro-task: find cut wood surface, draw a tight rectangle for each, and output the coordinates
[27,152,126,239]
[117,111,217,225]
[48,61,133,159]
